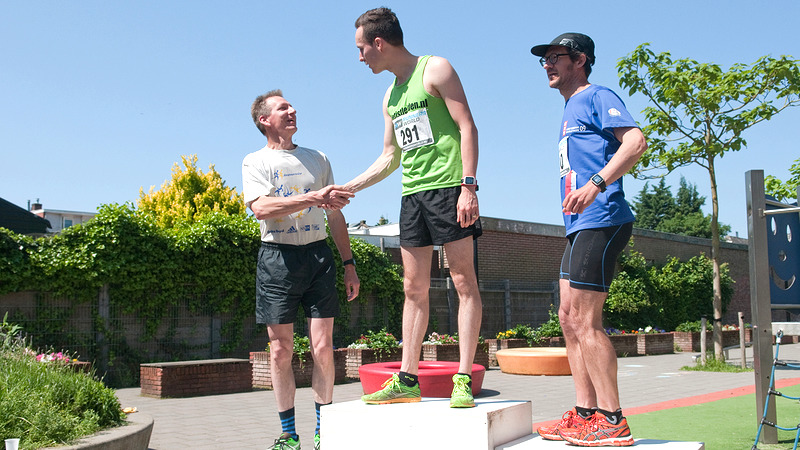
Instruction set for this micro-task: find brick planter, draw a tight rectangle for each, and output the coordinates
[140,358,252,398]
[345,347,402,380]
[250,349,347,389]
[608,334,638,357]
[486,339,528,367]
[636,333,674,355]
[672,329,750,352]
[422,343,490,369]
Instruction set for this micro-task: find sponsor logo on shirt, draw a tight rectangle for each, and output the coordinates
[608,108,621,117]
[391,99,429,120]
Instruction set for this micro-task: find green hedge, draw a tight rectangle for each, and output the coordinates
[605,249,734,331]
[0,203,404,370]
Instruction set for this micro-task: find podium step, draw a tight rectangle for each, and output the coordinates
[321,398,531,450]
[497,435,705,449]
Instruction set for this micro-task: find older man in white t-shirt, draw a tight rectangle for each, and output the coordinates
[242,89,360,450]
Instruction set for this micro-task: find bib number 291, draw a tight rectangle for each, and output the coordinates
[393,108,434,152]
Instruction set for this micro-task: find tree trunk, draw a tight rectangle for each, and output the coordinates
[708,155,724,360]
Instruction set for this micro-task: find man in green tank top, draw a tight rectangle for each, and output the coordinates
[344,7,482,409]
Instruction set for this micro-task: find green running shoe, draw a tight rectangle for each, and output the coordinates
[267,433,300,449]
[314,433,320,450]
[361,373,421,404]
[450,373,475,408]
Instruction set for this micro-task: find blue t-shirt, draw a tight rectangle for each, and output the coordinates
[558,84,638,235]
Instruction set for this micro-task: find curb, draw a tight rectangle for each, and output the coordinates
[43,412,153,450]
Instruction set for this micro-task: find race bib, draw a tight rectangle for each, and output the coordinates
[393,108,434,152]
[559,136,570,177]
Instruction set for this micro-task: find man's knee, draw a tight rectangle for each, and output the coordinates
[270,342,294,366]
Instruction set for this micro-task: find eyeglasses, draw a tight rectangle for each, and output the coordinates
[539,53,570,67]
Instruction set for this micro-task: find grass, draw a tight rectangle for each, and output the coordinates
[681,356,753,372]
[627,383,800,449]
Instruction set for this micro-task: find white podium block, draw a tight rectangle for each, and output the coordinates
[321,398,532,450]
[497,435,704,449]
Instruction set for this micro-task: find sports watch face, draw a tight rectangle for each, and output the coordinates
[591,174,606,191]
[462,176,476,185]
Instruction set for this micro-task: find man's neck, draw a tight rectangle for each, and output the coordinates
[560,81,591,102]
[389,50,420,85]
[266,137,296,150]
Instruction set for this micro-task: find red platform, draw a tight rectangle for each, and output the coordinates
[358,361,485,398]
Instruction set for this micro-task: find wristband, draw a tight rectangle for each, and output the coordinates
[342,258,356,267]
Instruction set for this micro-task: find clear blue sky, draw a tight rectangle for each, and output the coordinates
[2,1,799,238]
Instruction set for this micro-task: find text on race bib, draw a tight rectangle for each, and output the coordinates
[559,136,570,177]
[393,108,434,152]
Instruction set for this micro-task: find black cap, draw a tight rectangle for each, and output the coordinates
[530,32,595,65]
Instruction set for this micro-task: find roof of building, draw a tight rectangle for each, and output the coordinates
[0,197,51,235]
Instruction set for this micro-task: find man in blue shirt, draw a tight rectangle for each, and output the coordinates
[531,33,647,447]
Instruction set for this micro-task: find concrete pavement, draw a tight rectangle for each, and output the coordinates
[114,343,800,449]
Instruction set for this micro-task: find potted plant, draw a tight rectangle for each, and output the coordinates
[421,332,489,369]
[632,326,673,355]
[345,328,402,379]
[672,321,749,352]
[604,329,639,357]
[487,324,534,367]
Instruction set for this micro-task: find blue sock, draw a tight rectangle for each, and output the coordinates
[278,407,298,440]
[315,402,330,435]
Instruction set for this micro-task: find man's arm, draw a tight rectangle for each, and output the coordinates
[424,56,479,227]
[249,185,353,220]
[561,126,647,215]
[343,87,402,193]
[327,209,360,301]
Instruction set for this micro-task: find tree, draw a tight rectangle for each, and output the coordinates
[618,44,800,358]
[631,178,674,230]
[138,155,246,228]
[765,156,800,202]
[631,177,731,238]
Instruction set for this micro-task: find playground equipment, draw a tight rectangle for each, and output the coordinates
[746,169,800,445]
[752,330,800,450]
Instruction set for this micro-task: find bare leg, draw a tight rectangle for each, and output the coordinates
[307,317,335,404]
[560,279,620,411]
[443,236,482,375]
[267,323,296,412]
[398,245,433,375]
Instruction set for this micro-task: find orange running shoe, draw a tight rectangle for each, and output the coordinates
[536,408,590,441]
[560,412,634,447]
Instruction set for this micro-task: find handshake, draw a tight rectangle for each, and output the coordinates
[316,184,355,210]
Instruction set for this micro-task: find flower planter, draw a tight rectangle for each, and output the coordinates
[345,347,402,380]
[672,329,749,352]
[486,338,528,367]
[250,349,347,389]
[608,334,638,357]
[422,342,489,369]
[636,333,674,355]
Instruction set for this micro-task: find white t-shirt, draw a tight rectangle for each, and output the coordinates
[242,145,333,245]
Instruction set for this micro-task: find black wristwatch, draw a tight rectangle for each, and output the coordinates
[590,173,607,193]
[342,258,356,267]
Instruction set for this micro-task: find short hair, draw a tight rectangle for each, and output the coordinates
[568,48,593,77]
[355,7,403,46]
[251,89,283,136]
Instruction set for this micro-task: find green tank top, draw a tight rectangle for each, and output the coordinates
[387,55,462,195]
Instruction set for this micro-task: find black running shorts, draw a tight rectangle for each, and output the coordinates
[255,240,339,324]
[560,222,633,292]
[399,186,482,247]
